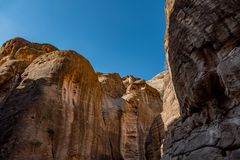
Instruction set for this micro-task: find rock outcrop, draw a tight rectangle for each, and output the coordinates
[98,73,165,160]
[0,38,166,160]
[121,79,163,159]
[147,72,180,131]
[163,0,240,159]
[0,38,106,160]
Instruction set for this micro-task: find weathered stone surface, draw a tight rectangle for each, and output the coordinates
[0,39,106,160]
[0,38,165,160]
[121,79,163,160]
[163,0,240,159]
[148,71,180,131]
[98,72,125,98]
[98,72,125,160]
[98,74,165,160]
[122,75,140,89]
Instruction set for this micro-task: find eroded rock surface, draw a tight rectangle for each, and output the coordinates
[121,79,163,159]
[0,38,165,160]
[98,73,165,160]
[0,38,107,160]
[147,72,180,131]
[163,0,240,159]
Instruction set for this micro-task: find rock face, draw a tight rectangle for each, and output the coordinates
[0,38,166,160]
[163,0,240,159]
[121,79,163,159]
[0,38,106,160]
[98,73,165,160]
[147,72,180,131]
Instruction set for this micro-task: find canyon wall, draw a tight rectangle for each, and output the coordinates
[163,0,240,159]
[2,1,238,159]
[0,38,173,160]
[0,38,106,160]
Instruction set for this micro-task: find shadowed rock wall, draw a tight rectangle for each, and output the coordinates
[163,0,240,159]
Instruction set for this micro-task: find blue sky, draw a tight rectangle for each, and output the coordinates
[0,0,166,80]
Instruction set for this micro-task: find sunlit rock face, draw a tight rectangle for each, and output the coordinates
[0,38,166,160]
[0,38,106,160]
[147,71,180,131]
[163,0,240,159]
[98,73,165,160]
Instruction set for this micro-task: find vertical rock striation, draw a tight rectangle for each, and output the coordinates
[98,73,165,160]
[0,38,166,160]
[121,79,163,159]
[0,38,107,160]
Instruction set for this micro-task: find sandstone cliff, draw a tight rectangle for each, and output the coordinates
[163,0,240,159]
[147,71,180,131]
[0,38,169,160]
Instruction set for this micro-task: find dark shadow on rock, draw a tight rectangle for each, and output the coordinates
[0,78,47,159]
[163,0,240,159]
[145,115,165,160]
